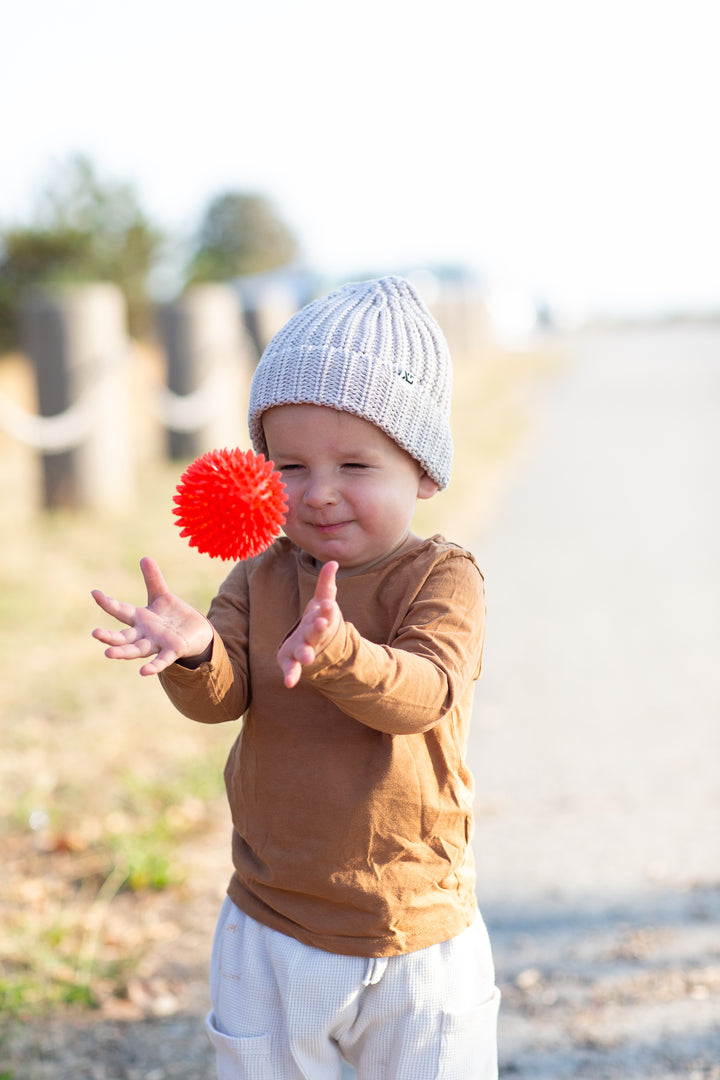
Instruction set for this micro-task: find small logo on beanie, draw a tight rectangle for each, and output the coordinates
[398,368,415,385]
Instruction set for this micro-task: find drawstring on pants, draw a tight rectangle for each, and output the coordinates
[361,957,389,987]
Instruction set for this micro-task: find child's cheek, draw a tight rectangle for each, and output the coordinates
[281,482,301,515]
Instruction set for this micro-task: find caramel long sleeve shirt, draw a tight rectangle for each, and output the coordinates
[159,534,485,957]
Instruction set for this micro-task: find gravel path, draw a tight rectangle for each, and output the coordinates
[470,322,720,1077]
[6,323,720,1078]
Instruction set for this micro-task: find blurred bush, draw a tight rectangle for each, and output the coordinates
[185,190,298,284]
[0,155,163,347]
[0,158,300,352]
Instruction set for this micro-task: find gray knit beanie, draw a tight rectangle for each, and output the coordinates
[248,276,453,489]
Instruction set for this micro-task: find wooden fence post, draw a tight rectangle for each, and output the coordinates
[19,284,135,512]
[158,285,254,460]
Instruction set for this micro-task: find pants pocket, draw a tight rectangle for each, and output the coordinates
[205,1011,273,1080]
[436,987,501,1080]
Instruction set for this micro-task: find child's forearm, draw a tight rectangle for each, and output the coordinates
[158,629,248,724]
[302,619,481,735]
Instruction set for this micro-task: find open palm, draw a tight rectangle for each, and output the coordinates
[92,557,213,676]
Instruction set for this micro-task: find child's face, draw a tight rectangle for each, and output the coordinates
[263,404,438,574]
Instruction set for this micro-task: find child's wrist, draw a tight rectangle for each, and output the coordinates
[176,639,213,669]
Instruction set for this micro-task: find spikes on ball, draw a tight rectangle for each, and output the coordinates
[173,448,288,561]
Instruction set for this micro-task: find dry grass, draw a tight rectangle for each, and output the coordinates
[0,333,565,1018]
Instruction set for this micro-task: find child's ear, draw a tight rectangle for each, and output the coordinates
[417,473,440,500]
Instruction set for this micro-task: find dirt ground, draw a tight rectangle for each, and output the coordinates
[3,322,720,1078]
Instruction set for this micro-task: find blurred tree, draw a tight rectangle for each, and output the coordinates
[185,192,298,284]
[0,155,163,347]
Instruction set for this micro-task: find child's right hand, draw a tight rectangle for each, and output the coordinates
[277,560,341,689]
[91,556,213,676]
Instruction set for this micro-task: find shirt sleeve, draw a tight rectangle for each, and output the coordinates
[158,564,251,724]
[300,552,486,735]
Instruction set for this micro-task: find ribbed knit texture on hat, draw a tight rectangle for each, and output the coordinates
[248,276,453,489]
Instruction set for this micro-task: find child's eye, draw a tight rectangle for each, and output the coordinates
[279,463,303,473]
[343,462,369,470]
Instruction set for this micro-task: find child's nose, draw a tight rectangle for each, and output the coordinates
[302,472,339,507]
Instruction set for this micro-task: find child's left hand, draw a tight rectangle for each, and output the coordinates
[277,561,340,689]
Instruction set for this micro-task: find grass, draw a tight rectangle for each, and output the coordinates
[0,351,238,1018]
[0,746,229,1017]
[0,330,565,1018]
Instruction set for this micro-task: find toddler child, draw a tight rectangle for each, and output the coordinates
[92,276,500,1079]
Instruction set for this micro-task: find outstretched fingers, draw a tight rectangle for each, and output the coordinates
[91,589,139,629]
[277,561,341,689]
[91,558,174,671]
[92,557,214,677]
[315,560,338,605]
[140,556,170,606]
[138,647,181,678]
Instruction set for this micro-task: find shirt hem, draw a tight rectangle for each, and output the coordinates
[226,878,479,958]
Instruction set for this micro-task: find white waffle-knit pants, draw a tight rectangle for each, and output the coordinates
[206,897,500,1080]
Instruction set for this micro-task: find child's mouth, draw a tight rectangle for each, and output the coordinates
[313,521,350,535]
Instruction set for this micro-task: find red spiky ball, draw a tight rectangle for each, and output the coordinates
[173,448,288,561]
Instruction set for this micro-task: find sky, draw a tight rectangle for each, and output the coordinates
[2,0,719,321]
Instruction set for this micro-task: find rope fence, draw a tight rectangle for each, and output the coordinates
[2,283,256,512]
[1,279,493,512]
[0,366,236,451]
[0,385,95,453]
